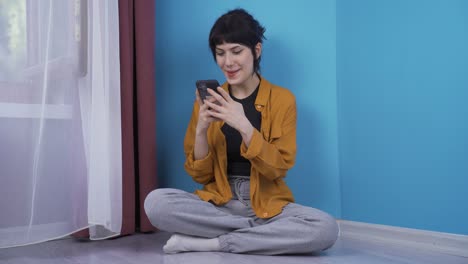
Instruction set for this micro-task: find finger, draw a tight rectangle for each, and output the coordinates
[204,100,223,113]
[215,86,233,103]
[199,97,212,112]
[201,110,220,122]
[195,89,203,106]
[199,103,209,112]
[205,93,222,107]
[200,110,217,122]
[206,109,223,121]
[205,96,218,104]
[203,115,215,123]
[206,115,221,122]
[211,117,222,122]
[207,88,228,105]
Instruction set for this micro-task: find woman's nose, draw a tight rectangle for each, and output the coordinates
[225,53,233,66]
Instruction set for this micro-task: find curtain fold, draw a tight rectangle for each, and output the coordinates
[73,0,157,239]
[119,0,157,234]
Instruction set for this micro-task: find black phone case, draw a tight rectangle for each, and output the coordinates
[196,79,221,101]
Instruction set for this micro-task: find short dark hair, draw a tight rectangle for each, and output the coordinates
[209,8,266,73]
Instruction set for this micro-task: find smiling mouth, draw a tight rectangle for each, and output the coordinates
[226,70,239,77]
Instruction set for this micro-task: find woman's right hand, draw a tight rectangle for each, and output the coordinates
[195,88,221,133]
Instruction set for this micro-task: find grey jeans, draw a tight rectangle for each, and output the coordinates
[144,181,339,255]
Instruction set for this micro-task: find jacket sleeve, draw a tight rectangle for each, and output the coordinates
[183,102,215,184]
[240,94,297,181]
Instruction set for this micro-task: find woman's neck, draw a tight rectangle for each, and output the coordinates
[230,73,260,99]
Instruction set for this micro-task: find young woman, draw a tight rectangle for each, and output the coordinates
[144,8,339,255]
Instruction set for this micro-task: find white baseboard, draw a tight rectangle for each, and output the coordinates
[338,220,468,258]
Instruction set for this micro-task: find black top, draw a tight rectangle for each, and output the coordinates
[221,82,261,176]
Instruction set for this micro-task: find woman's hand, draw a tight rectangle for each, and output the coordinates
[195,89,221,133]
[204,87,254,146]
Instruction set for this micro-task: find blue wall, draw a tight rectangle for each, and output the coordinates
[155,0,468,234]
[155,0,341,217]
[337,0,468,234]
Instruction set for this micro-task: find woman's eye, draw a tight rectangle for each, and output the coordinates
[216,52,224,56]
[233,50,242,55]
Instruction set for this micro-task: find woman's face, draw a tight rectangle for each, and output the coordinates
[215,42,258,87]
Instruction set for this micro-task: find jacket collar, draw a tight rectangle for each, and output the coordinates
[221,75,271,110]
[255,75,271,108]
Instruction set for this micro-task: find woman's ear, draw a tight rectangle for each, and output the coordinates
[255,42,262,59]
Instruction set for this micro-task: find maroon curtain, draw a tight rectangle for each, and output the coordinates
[119,0,157,235]
[74,0,157,238]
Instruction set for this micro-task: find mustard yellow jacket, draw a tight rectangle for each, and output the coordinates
[183,77,296,219]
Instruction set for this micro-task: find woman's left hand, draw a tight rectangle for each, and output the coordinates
[204,87,253,136]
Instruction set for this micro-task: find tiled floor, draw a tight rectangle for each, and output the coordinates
[0,231,467,264]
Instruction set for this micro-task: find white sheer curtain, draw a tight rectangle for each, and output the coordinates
[0,0,122,248]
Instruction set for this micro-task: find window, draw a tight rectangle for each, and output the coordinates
[0,0,87,119]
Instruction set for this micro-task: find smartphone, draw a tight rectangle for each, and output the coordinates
[196,79,221,102]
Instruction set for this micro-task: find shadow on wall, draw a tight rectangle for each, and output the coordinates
[265,36,338,214]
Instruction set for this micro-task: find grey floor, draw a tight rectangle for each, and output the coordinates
[0,231,467,264]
